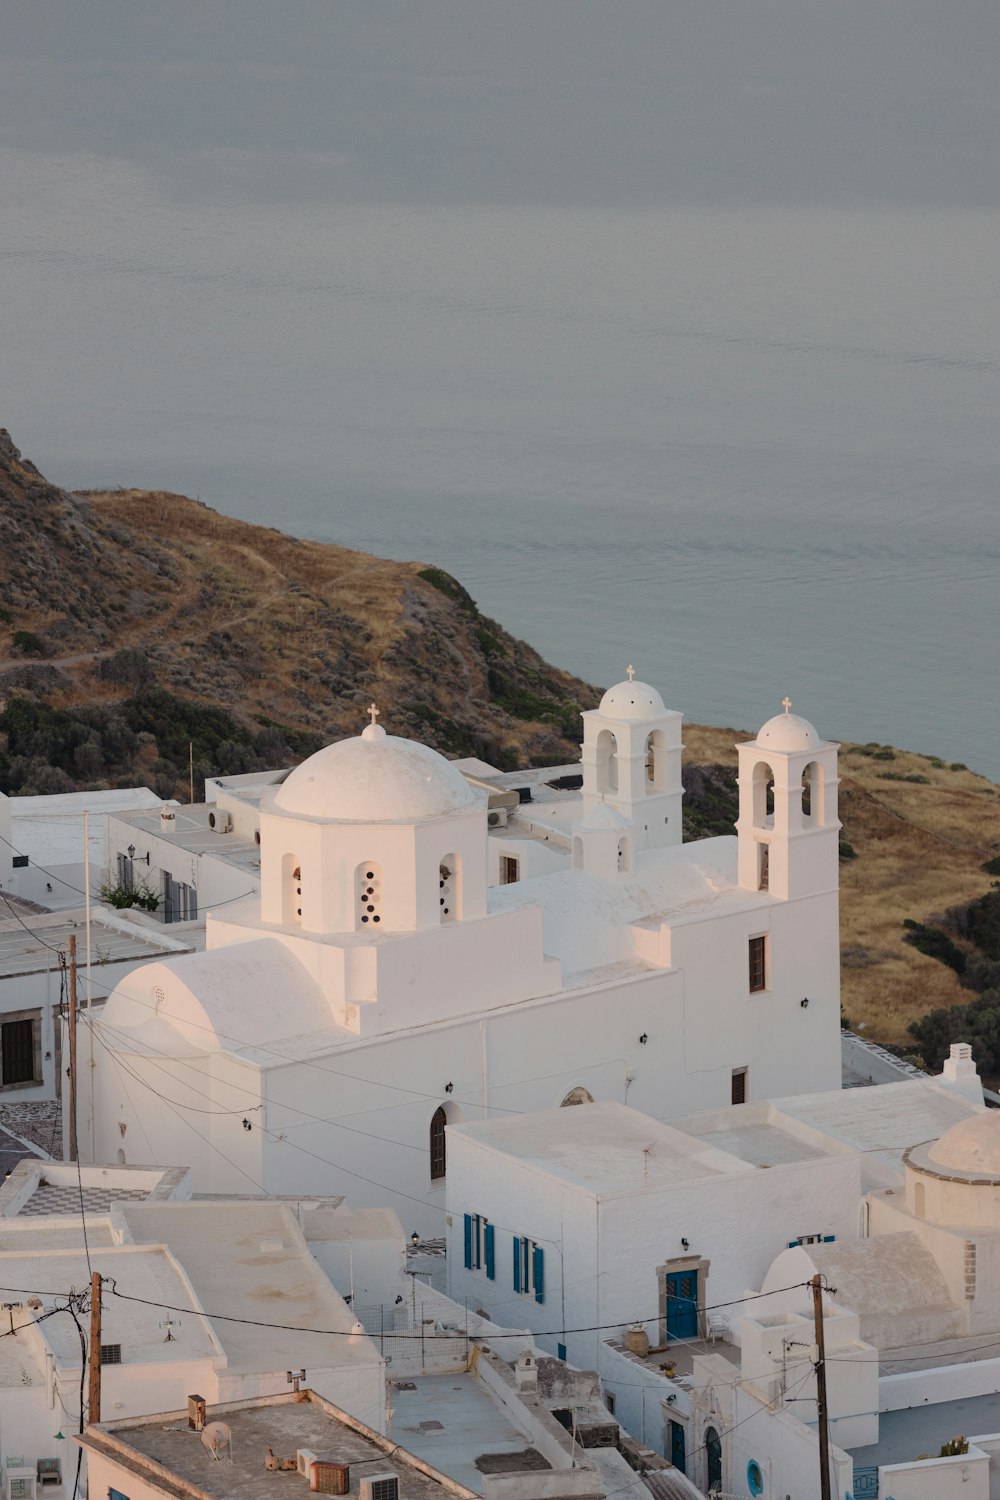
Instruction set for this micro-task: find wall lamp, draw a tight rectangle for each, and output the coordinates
[800,997,810,1009]
[681,1238,690,1251]
[445,1082,454,1093]
[127,844,135,859]
[242,1118,252,1131]
[411,1231,420,1246]
[638,1033,648,1045]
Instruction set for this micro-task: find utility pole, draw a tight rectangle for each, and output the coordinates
[811,1273,832,1500]
[67,935,78,1163]
[88,1271,102,1424]
[189,742,195,805]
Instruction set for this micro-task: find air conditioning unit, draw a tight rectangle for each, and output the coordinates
[208,810,232,833]
[310,1462,350,1496]
[296,1450,319,1477]
[359,1475,399,1500]
[487,808,508,829]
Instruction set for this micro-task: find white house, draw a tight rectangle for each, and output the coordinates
[0,906,192,1101]
[81,680,844,1233]
[1,787,165,911]
[0,1159,387,1482]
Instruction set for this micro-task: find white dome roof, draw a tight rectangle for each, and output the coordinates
[756,710,822,753]
[927,1114,1000,1178]
[272,723,482,823]
[599,679,666,721]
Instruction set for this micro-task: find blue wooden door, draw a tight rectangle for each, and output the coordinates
[665,1269,698,1340]
[669,1419,686,1473]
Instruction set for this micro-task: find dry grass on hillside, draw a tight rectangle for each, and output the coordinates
[682,724,1000,1048]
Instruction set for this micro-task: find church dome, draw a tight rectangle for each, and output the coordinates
[756,709,822,753]
[599,678,666,721]
[271,722,482,823]
[927,1114,1000,1178]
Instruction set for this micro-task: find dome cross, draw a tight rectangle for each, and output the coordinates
[367,703,381,727]
[782,696,792,715]
[626,664,636,682]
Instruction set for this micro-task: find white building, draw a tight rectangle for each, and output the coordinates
[0,1158,387,1482]
[1,787,165,911]
[82,681,844,1232]
[0,906,192,1101]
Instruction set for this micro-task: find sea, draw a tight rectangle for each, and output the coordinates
[3,171,999,779]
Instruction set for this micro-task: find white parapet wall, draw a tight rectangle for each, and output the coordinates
[880,1357,1000,1413]
[878,1444,990,1500]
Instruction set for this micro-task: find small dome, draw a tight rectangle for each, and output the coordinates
[928,1114,1000,1177]
[272,728,482,823]
[599,679,666,721]
[756,710,822,753]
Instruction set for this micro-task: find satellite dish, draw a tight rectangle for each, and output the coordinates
[201,1422,233,1461]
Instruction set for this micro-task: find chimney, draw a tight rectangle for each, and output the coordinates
[515,1350,538,1393]
[160,808,177,834]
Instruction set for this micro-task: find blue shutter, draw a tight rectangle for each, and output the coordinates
[823,1234,836,1243]
[533,1245,545,1304]
[464,1214,473,1270]
[513,1236,522,1292]
[485,1222,496,1280]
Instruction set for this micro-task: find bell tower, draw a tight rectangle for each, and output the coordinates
[736,700,840,900]
[581,667,683,850]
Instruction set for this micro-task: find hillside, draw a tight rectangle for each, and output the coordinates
[0,429,599,779]
[3,429,999,1056]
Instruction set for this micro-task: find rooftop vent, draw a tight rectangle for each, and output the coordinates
[310,1462,350,1495]
[360,1477,399,1500]
[160,808,177,834]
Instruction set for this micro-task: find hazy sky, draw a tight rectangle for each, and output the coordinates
[4,1,999,213]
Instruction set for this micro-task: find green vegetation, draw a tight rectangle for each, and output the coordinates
[0,690,317,800]
[11,630,47,657]
[99,878,159,912]
[417,567,477,614]
[907,888,1000,1078]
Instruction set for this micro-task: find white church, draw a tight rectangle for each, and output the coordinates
[84,674,844,1230]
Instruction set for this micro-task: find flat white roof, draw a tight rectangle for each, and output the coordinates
[0,908,192,978]
[114,802,263,875]
[769,1080,982,1182]
[452,1101,757,1195]
[120,1199,380,1374]
[9,787,163,867]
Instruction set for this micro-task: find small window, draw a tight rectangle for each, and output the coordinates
[500,855,519,885]
[513,1235,545,1302]
[731,1068,747,1106]
[757,844,769,891]
[1,1017,37,1086]
[463,1214,495,1279]
[430,1106,447,1180]
[100,1343,123,1365]
[604,1390,616,1415]
[110,1491,131,1500]
[788,1233,836,1247]
[748,935,767,993]
[560,1086,594,1107]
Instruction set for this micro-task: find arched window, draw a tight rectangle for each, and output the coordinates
[282,853,303,925]
[561,1086,594,1107]
[751,762,775,830]
[356,861,383,929]
[705,1427,722,1493]
[596,730,619,795]
[644,730,667,793]
[439,854,460,923]
[430,1106,447,1180]
[802,761,823,827]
